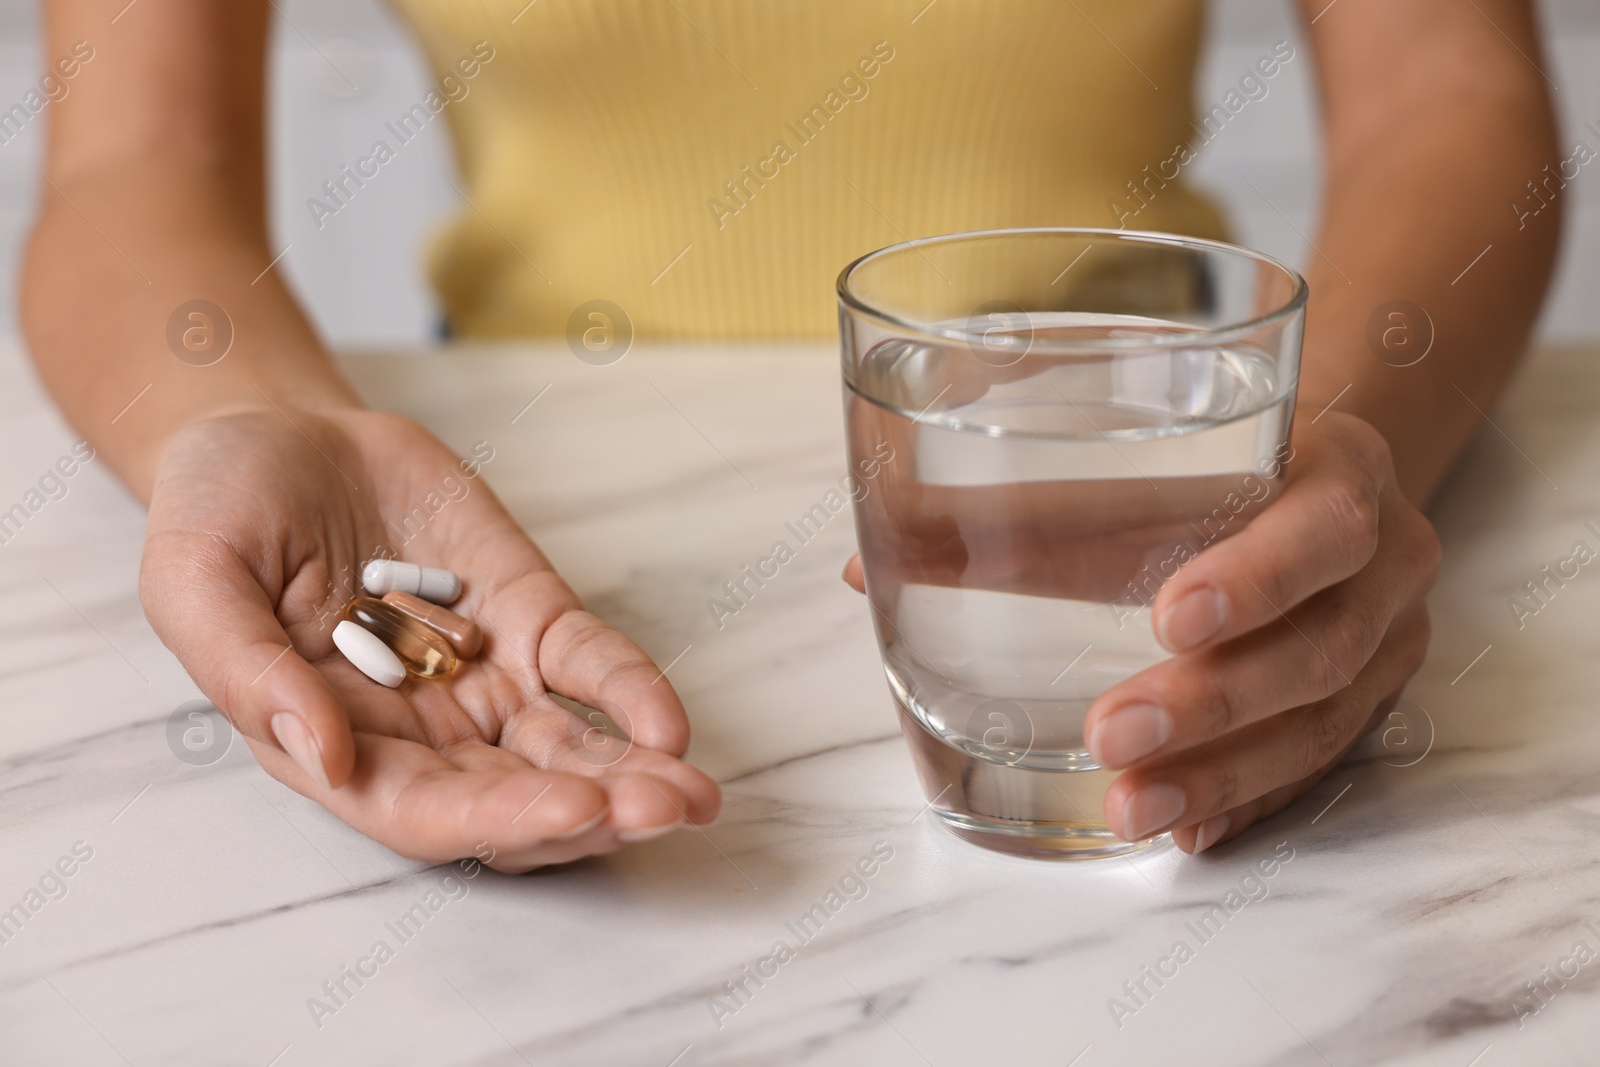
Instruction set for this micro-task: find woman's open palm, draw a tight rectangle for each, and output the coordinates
[140,405,719,873]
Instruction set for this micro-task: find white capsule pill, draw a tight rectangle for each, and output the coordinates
[361,559,461,605]
[332,620,406,688]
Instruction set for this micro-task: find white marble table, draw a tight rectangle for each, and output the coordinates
[0,338,1597,1067]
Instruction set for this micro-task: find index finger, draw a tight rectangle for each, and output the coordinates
[1151,420,1388,653]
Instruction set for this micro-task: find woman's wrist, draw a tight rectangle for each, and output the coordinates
[24,238,365,501]
[117,365,366,502]
[21,159,371,503]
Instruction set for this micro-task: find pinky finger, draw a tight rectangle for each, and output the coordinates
[1173,693,1401,854]
[1172,777,1320,854]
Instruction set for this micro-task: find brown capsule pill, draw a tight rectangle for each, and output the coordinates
[380,591,483,658]
[344,597,457,679]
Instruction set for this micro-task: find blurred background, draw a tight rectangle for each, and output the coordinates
[0,0,1594,348]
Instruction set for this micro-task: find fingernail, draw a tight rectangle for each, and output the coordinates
[1192,813,1231,853]
[551,807,609,841]
[1092,703,1171,767]
[271,712,331,791]
[618,820,684,843]
[1122,783,1186,840]
[1160,587,1226,651]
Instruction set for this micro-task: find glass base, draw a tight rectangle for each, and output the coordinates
[893,691,1164,861]
[934,808,1167,860]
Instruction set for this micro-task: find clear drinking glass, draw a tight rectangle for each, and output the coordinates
[838,228,1306,860]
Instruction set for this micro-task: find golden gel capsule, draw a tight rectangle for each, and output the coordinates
[344,598,458,679]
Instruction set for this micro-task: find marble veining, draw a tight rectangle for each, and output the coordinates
[0,340,1597,1066]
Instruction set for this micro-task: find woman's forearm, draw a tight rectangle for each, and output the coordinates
[1296,0,1561,505]
[23,168,360,502]
[22,0,359,503]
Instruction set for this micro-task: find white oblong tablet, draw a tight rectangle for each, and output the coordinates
[332,620,406,688]
[362,559,462,605]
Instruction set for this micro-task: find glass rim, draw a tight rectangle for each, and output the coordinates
[836,226,1309,354]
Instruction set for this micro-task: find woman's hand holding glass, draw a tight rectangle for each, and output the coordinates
[843,410,1439,853]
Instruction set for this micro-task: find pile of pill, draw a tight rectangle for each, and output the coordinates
[331,560,481,688]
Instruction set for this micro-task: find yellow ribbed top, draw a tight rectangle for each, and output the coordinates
[388,0,1224,338]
